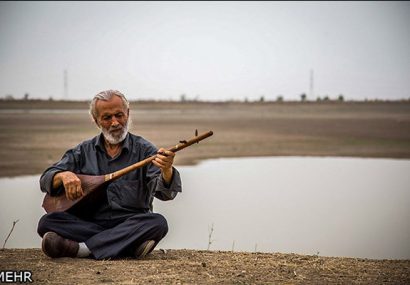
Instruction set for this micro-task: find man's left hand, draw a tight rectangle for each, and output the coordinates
[153,148,175,184]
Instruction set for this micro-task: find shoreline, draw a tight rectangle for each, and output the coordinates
[1,154,410,179]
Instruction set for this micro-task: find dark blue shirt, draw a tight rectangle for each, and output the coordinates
[39,132,182,221]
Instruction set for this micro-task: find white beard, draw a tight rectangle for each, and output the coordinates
[100,118,131,145]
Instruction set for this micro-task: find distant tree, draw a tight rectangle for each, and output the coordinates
[48,96,54,101]
[323,95,330,101]
[300,93,307,102]
[180,94,186,102]
[276,95,284,102]
[23,93,29,100]
[5,94,14,100]
[316,97,322,102]
[259,95,265,102]
[244,97,248,103]
[338,94,344,102]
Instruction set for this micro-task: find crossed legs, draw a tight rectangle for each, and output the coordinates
[37,211,168,259]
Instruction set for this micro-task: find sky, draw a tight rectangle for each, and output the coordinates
[0,1,409,101]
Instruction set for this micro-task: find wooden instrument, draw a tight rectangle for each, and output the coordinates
[42,130,213,214]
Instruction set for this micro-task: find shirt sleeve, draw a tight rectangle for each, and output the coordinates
[39,147,81,195]
[144,144,182,201]
[153,166,182,200]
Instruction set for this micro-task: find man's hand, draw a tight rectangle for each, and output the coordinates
[153,148,175,184]
[53,171,84,201]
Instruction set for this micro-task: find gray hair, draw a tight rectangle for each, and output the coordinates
[89,89,130,120]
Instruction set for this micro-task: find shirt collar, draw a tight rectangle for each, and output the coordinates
[122,133,131,153]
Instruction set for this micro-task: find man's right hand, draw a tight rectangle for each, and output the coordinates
[53,171,84,201]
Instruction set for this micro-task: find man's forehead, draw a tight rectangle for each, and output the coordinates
[96,96,127,114]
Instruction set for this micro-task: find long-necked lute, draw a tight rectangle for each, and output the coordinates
[42,130,213,213]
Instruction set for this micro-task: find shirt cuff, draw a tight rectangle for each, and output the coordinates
[157,167,182,192]
[40,169,65,195]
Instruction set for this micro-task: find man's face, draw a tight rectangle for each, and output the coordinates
[95,95,129,145]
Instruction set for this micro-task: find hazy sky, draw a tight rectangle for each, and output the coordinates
[1,1,409,101]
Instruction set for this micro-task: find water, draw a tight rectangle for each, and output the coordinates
[1,157,409,260]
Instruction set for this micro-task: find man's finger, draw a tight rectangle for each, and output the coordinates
[155,159,171,169]
[157,150,174,159]
[157,152,169,159]
[76,185,83,197]
[67,186,74,200]
[158,157,172,165]
[65,190,70,200]
[71,186,77,200]
[154,158,166,167]
[163,150,175,157]
[157,149,175,157]
[68,185,79,200]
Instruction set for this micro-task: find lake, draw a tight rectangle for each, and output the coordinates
[0,157,409,260]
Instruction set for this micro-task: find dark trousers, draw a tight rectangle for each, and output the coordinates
[37,212,168,260]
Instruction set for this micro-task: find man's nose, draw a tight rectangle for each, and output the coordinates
[111,117,120,127]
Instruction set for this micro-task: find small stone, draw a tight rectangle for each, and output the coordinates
[201,262,206,267]
[237,270,246,277]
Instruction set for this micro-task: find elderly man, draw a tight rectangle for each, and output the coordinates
[37,90,182,260]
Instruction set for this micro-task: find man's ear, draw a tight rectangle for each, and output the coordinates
[93,116,100,127]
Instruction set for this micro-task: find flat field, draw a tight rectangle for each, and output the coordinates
[1,100,410,177]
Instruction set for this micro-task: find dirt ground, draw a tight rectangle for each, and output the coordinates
[1,248,409,284]
[1,100,410,284]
